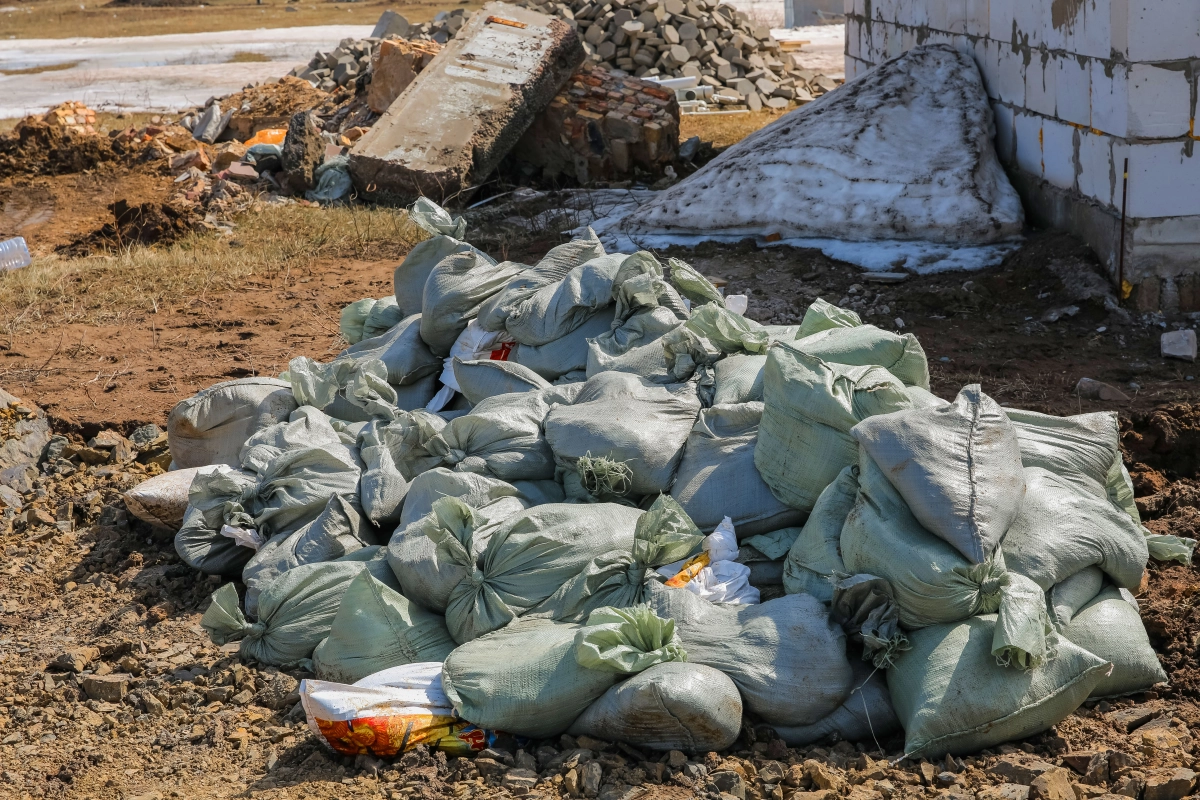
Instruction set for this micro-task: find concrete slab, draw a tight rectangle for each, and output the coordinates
[349,2,585,203]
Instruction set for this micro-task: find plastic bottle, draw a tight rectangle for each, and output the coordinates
[0,237,31,271]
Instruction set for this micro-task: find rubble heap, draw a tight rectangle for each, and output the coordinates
[520,0,840,109]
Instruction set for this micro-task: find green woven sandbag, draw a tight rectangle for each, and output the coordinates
[888,614,1109,758]
[441,605,685,739]
[754,343,911,513]
[794,324,930,389]
[712,354,767,405]
[1059,585,1167,698]
[311,571,456,684]
[782,465,857,603]
[796,298,862,338]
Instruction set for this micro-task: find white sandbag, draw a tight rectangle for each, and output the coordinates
[670,402,805,535]
[394,198,487,318]
[657,517,759,605]
[426,391,556,482]
[712,354,767,405]
[659,304,770,383]
[397,468,561,531]
[201,547,399,666]
[504,253,625,346]
[168,378,297,469]
[451,359,550,405]
[585,306,681,383]
[545,371,701,498]
[311,571,456,684]
[477,232,607,333]
[887,615,1109,758]
[797,298,862,339]
[782,465,857,603]
[770,659,900,747]
[1047,566,1106,629]
[340,296,404,345]
[174,466,261,576]
[357,410,446,528]
[755,343,911,513]
[850,384,1025,565]
[340,314,441,387]
[420,250,524,356]
[644,581,853,726]
[1002,467,1148,591]
[124,466,219,530]
[568,662,742,752]
[795,324,930,389]
[514,307,616,380]
[1060,585,1166,698]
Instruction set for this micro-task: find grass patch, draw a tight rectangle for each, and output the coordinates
[227,51,271,63]
[681,109,788,150]
[0,61,81,76]
[0,203,424,334]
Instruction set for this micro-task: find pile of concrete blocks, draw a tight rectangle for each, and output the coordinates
[511,65,680,181]
[519,0,839,109]
[294,39,377,92]
[846,0,1200,312]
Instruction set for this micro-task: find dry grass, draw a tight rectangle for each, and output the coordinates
[0,111,167,135]
[0,62,81,76]
[681,109,788,149]
[226,51,272,63]
[3,0,480,39]
[0,203,424,334]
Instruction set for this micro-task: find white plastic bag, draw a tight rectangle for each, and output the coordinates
[657,517,760,604]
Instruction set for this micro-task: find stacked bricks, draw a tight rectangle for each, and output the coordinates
[45,102,97,136]
[512,65,681,181]
[844,0,1200,311]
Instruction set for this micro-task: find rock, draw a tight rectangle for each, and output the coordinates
[231,689,254,705]
[129,424,162,447]
[1112,774,1145,798]
[211,141,248,172]
[371,9,411,39]
[1073,785,1108,800]
[919,763,938,786]
[977,785,1031,800]
[787,793,836,800]
[1075,377,1130,402]
[0,389,51,489]
[581,761,603,797]
[805,761,845,793]
[1106,707,1159,733]
[502,768,539,794]
[668,750,688,768]
[1138,716,1189,750]
[254,670,300,710]
[206,686,234,703]
[574,735,609,752]
[514,750,538,772]
[52,646,99,673]
[1041,305,1080,323]
[1161,329,1197,362]
[863,271,910,284]
[475,758,508,778]
[989,758,1061,786]
[1142,769,1196,800]
[141,691,167,716]
[83,673,131,702]
[758,762,786,784]
[1030,768,1076,800]
[936,772,961,788]
[712,771,747,800]
[279,111,325,195]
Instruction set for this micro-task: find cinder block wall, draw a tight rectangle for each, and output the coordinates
[844,1,1200,311]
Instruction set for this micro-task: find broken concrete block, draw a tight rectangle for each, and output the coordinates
[367,38,442,114]
[372,9,411,39]
[280,111,325,195]
[1161,329,1197,362]
[83,673,131,702]
[349,2,585,203]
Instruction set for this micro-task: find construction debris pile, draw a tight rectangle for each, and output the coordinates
[118,194,1196,764]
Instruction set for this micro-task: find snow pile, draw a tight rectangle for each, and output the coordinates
[621,44,1023,248]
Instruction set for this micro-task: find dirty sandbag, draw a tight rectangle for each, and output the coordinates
[545,372,701,497]
[514,307,616,381]
[340,296,403,345]
[168,377,298,469]
[502,252,626,346]
[302,662,498,757]
[644,581,853,726]
[661,304,770,382]
[421,249,524,356]
[1001,467,1148,592]
[610,251,691,323]
[850,384,1025,565]
[770,659,900,747]
[887,614,1109,759]
[312,571,456,684]
[410,196,467,239]
[1059,585,1166,698]
[387,495,527,614]
[287,357,401,422]
[125,465,221,530]
[201,546,399,666]
[783,465,857,603]
[656,516,759,605]
[585,306,682,383]
[397,467,561,531]
[242,492,378,618]
[476,230,607,333]
[357,410,447,528]
[175,466,261,576]
[239,407,364,540]
[430,498,646,642]
[797,298,862,339]
[452,359,550,405]
[341,314,441,387]
[739,525,800,562]
[396,211,493,318]
[669,402,805,536]
[569,662,742,752]
[755,344,912,513]
[306,155,353,203]
[528,495,707,622]
[830,574,909,668]
[666,257,725,309]
[425,391,557,482]
[795,324,931,389]
[441,606,686,739]
[712,354,767,405]
[1047,566,1106,629]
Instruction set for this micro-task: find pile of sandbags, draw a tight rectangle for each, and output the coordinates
[131,195,1193,761]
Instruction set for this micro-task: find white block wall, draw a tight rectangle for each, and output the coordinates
[844,0,1200,299]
